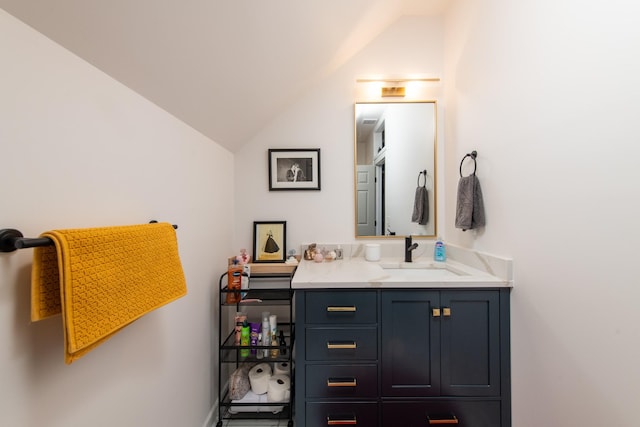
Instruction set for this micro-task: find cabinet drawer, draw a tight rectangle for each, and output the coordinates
[306,327,377,361]
[305,291,377,324]
[306,364,378,398]
[306,402,378,427]
[382,400,501,427]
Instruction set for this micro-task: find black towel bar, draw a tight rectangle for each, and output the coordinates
[0,229,52,251]
[459,150,478,177]
[0,221,178,253]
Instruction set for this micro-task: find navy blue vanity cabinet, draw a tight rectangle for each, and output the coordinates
[295,287,511,427]
[295,290,380,427]
[381,289,510,427]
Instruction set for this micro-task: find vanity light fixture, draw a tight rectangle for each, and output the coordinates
[381,86,406,97]
[355,76,440,99]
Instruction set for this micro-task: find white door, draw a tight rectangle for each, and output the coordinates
[356,165,376,236]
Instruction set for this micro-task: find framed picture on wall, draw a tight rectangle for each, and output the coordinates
[268,148,321,191]
[252,221,287,263]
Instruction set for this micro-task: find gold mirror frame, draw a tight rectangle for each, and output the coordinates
[354,101,437,239]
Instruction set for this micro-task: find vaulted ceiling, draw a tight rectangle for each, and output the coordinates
[0,0,447,152]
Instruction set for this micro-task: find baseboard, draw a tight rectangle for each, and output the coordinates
[202,400,218,427]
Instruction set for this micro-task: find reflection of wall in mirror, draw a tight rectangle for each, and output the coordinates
[356,103,386,166]
[385,103,434,236]
[357,127,375,166]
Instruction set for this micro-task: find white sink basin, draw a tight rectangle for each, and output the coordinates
[379,261,468,279]
[381,268,463,279]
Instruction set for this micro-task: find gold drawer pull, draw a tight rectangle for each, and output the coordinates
[432,308,441,317]
[327,341,357,349]
[427,415,458,424]
[327,377,357,387]
[327,415,357,425]
[327,306,357,312]
[443,307,451,317]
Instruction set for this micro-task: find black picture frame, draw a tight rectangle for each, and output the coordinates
[252,221,287,263]
[268,148,321,191]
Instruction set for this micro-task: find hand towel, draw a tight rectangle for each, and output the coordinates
[411,186,429,225]
[455,175,486,231]
[31,222,187,364]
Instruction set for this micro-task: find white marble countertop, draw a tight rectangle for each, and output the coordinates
[291,243,513,289]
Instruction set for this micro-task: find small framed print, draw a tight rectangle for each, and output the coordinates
[268,148,321,191]
[253,221,286,263]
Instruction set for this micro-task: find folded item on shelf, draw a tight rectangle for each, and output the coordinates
[229,364,252,400]
[229,390,285,414]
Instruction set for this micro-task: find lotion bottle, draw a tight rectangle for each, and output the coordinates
[226,260,243,303]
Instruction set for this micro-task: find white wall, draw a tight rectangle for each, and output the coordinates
[234,15,444,252]
[0,10,233,427]
[444,0,640,426]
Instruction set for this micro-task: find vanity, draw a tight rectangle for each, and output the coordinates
[292,244,512,427]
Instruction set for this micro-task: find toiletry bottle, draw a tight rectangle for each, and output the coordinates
[234,312,246,344]
[434,237,446,262]
[269,314,279,358]
[261,312,270,359]
[279,329,287,356]
[226,260,243,303]
[256,332,264,359]
[240,320,250,358]
[249,322,260,355]
[241,264,250,299]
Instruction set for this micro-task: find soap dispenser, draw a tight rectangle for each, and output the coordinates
[434,237,446,262]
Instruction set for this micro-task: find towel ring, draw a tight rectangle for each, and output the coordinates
[417,170,427,187]
[459,151,477,177]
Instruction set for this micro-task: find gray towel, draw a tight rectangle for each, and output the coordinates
[411,186,429,225]
[455,175,485,231]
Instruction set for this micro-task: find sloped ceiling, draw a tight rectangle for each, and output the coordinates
[0,0,447,152]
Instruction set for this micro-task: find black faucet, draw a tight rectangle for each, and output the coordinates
[404,235,419,262]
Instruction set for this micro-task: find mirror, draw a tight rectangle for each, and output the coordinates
[354,101,437,238]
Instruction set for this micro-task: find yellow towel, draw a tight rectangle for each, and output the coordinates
[31,222,187,364]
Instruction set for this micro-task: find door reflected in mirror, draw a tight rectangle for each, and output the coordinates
[355,101,437,238]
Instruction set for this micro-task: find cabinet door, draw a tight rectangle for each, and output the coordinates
[381,290,440,397]
[440,290,500,396]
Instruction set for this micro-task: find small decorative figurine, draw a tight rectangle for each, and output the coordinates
[286,249,299,265]
[304,243,317,261]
